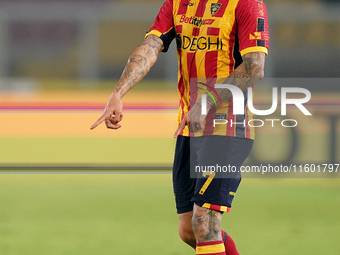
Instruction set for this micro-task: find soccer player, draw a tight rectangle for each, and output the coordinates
[91,0,269,254]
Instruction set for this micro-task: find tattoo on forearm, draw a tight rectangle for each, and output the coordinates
[192,207,222,242]
[206,52,265,108]
[115,35,163,97]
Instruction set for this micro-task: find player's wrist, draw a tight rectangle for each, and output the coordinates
[112,89,123,99]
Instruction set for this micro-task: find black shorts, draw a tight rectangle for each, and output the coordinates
[172,135,254,214]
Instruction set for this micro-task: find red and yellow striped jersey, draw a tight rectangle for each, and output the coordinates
[146,0,269,139]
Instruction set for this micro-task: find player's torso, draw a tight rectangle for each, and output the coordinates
[172,0,241,79]
[173,0,247,137]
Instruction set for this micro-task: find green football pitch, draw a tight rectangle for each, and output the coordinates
[0,175,339,255]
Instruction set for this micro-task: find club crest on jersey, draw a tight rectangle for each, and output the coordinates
[210,3,222,16]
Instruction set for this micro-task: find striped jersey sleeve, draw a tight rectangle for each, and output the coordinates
[236,0,269,56]
[145,0,176,52]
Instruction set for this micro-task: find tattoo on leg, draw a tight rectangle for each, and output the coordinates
[192,206,222,243]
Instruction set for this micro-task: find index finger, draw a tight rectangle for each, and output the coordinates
[90,115,107,130]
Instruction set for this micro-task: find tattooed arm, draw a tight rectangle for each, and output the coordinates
[207,52,265,108]
[90,35,163,130]
[115,35,164,97]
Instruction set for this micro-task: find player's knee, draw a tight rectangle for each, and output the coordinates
[178,225,195,246]
[178,211,195,247]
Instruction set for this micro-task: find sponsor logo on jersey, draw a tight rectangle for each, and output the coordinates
[249,32,269,41]
[176,34,223,51]
[179,15,215,27]
[210,3,222,16]
[249,32,262,40]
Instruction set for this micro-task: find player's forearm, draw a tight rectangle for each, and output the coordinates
[114,35,164,98]
[206,52,265,108]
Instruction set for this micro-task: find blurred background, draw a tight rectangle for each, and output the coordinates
[0,0,339,167]
[0,0,339,80]
[0,1,339,254]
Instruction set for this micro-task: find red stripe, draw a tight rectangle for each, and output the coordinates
[179,98,185,136]
[213,0,229,18]
[228,22,237,75]
[196,241,224,247]
[192,27,200,37]
[178,53,185,136]
[207,27,220,36]
[226,99,235,136]
[203,51,218,136]
[212,89,222,106]
[187,52,197,80]
[174,4,186,137]
[198,252,225,255]
[187,52,198,136]
[205,51,218,79]
[0,102,177,111]
[178,54,185,100]
[195,0,209,17]
[203,107,216,136]
[176,25,183,33]
[177,0,189,15]
[187,52,197,104]
[209,204,222,211]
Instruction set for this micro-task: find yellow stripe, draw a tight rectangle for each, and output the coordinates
[179,47,190,136]
[217,0,240,76]
[145,30,162,39]
[202,203,229,212]
[213,0,239,137]
[199,177,213,195]
[220,206,228,212]
[174,0,192,136]
[146,27,174,39]
[202,203,211,209]
[173,0,179,17]
[196,243,225,254]
[240,46,268,56]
